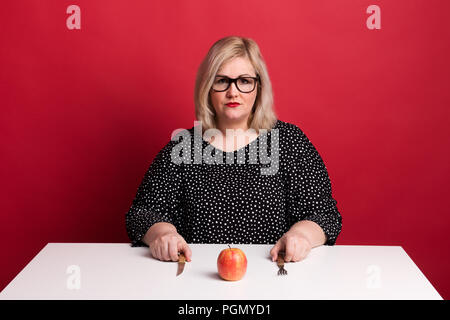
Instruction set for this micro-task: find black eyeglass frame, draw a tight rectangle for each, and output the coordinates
[211,75,261,93]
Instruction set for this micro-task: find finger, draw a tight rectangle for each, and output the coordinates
[297,239,312,261]
[292,242,303,262]
[296,248,307,262]
[161,240,170,261]
[159,243,166,261]
[300,243,311,261]
[156,243,163,261]
[150,246,157,260]
[168,239,179,261]
[179,241,192,262]
[284,236,296,262]
[270,241,282,261]
[149,246,155,259]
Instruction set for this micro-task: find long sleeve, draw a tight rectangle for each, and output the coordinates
[125,140,184,247]
[286,125,342,245]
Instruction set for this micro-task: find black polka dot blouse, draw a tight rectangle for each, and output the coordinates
[125,119,342,247]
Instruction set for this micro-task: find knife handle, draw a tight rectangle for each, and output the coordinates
[178,253,186,263]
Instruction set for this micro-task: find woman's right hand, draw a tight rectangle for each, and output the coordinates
[144,222,192,262]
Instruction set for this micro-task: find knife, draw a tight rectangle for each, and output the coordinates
[176,253,186,276]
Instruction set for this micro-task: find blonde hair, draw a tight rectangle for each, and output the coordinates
[194,36,278,134]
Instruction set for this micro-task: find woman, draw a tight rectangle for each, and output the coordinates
[125,36,342,263]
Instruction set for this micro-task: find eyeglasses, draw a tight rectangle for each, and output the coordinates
[211,75,260,93]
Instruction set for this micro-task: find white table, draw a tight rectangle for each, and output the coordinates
[0,243,442,300]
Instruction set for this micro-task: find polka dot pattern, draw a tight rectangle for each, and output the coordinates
[125,120,342,247]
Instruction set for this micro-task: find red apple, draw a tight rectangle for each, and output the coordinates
[217,245,247,281]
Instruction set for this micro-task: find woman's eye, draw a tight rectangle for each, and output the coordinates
[217,78,227,84]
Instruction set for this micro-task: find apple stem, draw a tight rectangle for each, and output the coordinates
[228,244,231,250]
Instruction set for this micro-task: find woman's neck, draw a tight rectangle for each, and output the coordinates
[215,119,250,137]
[208,119,259,152]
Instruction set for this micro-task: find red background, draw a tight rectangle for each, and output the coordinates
[1,0,449,298]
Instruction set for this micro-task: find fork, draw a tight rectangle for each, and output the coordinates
[277,252,287,276]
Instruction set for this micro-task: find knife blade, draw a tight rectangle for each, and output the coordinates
[176,253,186,276]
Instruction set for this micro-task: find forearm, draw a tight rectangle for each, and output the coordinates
[289,220,326,248]
[141,222,177,246]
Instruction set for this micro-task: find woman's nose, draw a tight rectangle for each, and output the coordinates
[226,82,239,96]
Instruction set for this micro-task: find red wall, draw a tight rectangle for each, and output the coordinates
[1,0,449,299]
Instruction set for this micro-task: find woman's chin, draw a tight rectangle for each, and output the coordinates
[222,110,248,121]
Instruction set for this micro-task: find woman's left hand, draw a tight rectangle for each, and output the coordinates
[270,230,312,262]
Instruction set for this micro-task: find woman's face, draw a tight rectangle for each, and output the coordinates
[210,57,258,129]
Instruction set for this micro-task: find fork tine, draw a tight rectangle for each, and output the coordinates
[277,266,287,275]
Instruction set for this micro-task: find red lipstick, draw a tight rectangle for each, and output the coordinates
[226,103,240,108]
